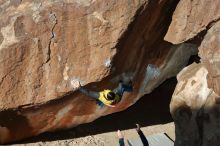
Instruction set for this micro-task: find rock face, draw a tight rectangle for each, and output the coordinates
[199,21,220,95]
[170,64,211,146]
[168,0,220,146]
[1,0,219,144]
[0,0,200,144]
[170,63,220,146]
[164,0,220,44]
[0,0,145,109]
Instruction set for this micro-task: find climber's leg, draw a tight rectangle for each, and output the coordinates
[113,81,133,97]
[96,100,105,108]
[79,87,99,99]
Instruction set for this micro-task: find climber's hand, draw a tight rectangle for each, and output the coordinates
[71,80,81,89]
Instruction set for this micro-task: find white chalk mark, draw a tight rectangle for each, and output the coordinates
[0,17,19,51]
[104,58,111,67]
[63,64,69,80]
[92,11,108,24]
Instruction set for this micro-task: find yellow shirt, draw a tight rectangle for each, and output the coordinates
[98,90,121,107]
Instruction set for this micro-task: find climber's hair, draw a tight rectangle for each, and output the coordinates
[107,92,116,100]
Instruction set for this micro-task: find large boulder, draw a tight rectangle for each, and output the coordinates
[199,21,220,95]
[0,0,147,109]
[0,0,198,144]
[169,3,220,145]
[170,63,220,146]
[164,0,220,44]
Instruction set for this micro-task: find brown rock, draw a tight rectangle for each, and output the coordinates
[0,0,196,144]
[164,0,220,44]
[1,0,145,109]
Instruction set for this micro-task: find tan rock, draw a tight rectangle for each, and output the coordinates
[164,0,220,44]
[170,63,220,146]
[167,2,220,145]
[0,0,146,109]
[199,21,220,95]
[0,0,196,144]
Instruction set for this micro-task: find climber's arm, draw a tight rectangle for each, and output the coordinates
[113,82,123,96]
[71,80,99,99]
[113,81,133,97]
[79,87,99,99]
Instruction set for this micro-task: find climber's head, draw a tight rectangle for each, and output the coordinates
[106,91,116,100]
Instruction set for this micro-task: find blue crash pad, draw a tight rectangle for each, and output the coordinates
[127,133,174,146]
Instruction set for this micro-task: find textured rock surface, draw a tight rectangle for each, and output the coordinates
[168,5,220,145]
[164,0,220,44]
[199,21,220,95]
[170,63,220,146]
[166,0,220,145]
[0,0,145,109]
[3,0,220,144]
[142,43,197,95]
[0,0,198,144]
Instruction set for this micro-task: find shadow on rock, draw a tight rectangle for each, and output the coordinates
[18,77,176,144]
[0,109,32,144]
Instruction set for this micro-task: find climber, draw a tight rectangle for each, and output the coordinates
[72,80,133,107]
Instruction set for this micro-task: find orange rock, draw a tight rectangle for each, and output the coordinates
[0,0,197,144]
